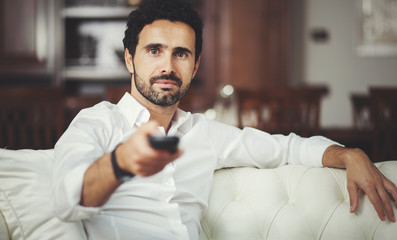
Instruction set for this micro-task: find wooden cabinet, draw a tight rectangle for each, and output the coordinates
[201,0,291,90]
[196,0,292,111]
[0,0,59,80]
[60,5,134,82]
[1,0,293,106]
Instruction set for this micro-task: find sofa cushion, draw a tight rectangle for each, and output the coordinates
[0,149,86,240]
[200,162,397,240]
[0,209,10,240]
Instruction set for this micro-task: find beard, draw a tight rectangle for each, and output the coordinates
[133,66,191,106]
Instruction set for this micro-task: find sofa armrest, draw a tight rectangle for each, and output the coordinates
[0,149,87,240]
[200,162,397,240]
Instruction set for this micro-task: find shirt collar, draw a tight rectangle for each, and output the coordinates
[168,108,191,135]
[116,92,191,133]
[117,92,150,128]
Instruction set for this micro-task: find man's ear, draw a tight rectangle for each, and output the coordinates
[125,48,134,73]
[192,56,201,78]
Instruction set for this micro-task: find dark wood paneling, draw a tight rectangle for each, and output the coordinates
[0,0,50,75]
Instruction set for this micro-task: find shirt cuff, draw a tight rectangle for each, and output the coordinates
[52,164,101,221]
[301,136,344,168]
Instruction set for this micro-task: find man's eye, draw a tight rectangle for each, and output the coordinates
[176,52,187,58]
[149,49,159,55]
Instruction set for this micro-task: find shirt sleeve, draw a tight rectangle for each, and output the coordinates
[206,120,342,169]
[51,103,122,222]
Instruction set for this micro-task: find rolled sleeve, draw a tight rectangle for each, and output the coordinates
[52,165,101,221]
[297,135,343,167]
[51,104,120,222]
[208,119,343,169]
[51,133,104,221]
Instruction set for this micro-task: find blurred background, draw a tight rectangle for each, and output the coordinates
[0,0,396,162]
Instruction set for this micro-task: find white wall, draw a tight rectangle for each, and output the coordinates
[302,0,397,127]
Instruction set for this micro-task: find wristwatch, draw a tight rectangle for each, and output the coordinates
[111,145,134,181]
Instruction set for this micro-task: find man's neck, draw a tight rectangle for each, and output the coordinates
[147,103,178,133]
[130,89,178,133]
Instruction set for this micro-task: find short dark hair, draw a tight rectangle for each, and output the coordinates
[123,0,203,63]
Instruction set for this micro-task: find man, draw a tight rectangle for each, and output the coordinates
[51,0,397,239]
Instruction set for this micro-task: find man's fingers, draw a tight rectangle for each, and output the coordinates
[390,189,397,206]
[377,185,395,222]
[347,183,359,213]
[141,121,161,136]
[385,181,397,206]
[364,187,386,221]
[384,179,397,221]
[136,146,182,177]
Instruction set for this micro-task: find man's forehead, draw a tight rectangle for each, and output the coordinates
[138,20,196,50]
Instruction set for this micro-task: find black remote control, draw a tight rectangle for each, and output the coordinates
[149,136,180,153]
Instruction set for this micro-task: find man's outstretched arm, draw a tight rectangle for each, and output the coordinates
[322,145,397,222]
[81,121,181,207]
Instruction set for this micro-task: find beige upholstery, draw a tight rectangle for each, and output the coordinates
[200,164,397,240]
[0,149,86,240]
[0,149,396,240]
[0,210,10,240]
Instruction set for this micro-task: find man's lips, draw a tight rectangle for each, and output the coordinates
[153,79,179,88]
[150,74,182,87]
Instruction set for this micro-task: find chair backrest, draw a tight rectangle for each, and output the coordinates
[64,94,104,129]
[350,93,371,130]
[0,87,104,150]
[0,87,66,149]
[105,85,131,104]
[370,87,397,162]
[236,86,328,137]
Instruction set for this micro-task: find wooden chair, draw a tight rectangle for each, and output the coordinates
[236,86,328,137]
[0,87,103,150]
[105,85,131,104]
[350,93,371,130]
[64,94,104,129]
[370,87,397,162]
[0,87,66,150]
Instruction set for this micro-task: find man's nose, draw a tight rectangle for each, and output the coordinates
[161,54,175,74]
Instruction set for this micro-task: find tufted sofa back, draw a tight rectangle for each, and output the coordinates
[1,149,396,239]
[200,164,397,240]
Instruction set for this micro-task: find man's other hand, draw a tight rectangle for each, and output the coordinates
[323,145,397,222]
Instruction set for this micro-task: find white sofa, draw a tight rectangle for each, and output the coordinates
[0,149,396,240]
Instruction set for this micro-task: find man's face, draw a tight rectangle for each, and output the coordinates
[126,20,199,107]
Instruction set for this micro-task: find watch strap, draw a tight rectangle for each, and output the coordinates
[111,145,134,181]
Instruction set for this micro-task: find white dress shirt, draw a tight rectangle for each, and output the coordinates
[51,93,339,240]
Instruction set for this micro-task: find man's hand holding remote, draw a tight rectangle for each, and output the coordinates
[116,121,182,177]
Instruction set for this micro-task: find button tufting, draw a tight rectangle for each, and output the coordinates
[200,164,397,239]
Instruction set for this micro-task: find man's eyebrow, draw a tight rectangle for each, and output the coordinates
[174,47,193,55]
[144,43,165,49]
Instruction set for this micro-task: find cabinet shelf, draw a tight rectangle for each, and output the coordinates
[62,6,135,18]
[63,66,130,81]
[61,5,133,82]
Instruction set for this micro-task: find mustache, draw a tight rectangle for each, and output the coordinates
[150,74,182,86]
